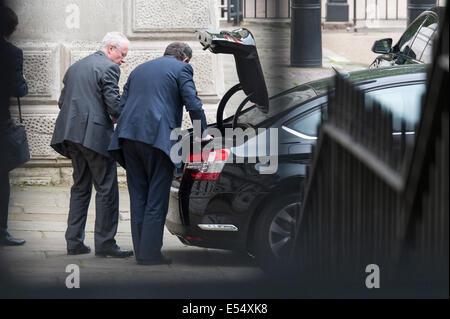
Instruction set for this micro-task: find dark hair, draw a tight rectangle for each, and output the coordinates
[0,6,18,37]
[164,42,193,61]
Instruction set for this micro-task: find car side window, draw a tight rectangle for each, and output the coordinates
[397,15,428,60]
[236,87,318,127]
[283,83,426,138]
[284,106,324,139]
[417,15,439,63]
[364,83,426,132]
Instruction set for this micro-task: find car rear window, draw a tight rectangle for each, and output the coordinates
[234,86,319,127]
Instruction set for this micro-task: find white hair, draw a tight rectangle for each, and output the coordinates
[100,32,130,50]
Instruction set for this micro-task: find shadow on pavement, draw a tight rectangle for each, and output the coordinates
[165,249,256,267]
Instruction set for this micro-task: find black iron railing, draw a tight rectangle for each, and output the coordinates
[292,4,448,294]
[242,0,291,19]
[238,0,444,21]
[221,0,244,25]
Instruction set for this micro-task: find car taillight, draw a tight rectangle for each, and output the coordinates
[184,149,230,181]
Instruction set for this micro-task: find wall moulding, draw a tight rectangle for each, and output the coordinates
[64,42,221,102]
[124,0,218,40]
[12,41,61,104]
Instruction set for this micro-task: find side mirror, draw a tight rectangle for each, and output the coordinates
[372,38,393,54]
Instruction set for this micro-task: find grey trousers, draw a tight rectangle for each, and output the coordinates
[65,142,119,251]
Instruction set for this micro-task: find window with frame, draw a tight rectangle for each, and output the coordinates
[283,106,324,139]
[283,83,426,139]
[415,15,439,63]
[397,14,428,60]
[364,83,426,132]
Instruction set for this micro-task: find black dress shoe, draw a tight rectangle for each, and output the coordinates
[95,246,134,258]
[67,244,91,255]
[0,232,26,246]
[137,255,172,266]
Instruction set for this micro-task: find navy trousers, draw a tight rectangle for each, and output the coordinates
[122,139,174,261]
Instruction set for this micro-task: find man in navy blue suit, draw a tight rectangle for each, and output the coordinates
[109,42,212,265]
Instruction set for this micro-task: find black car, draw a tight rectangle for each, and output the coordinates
[166,28,428,268]
[370,6,444,69]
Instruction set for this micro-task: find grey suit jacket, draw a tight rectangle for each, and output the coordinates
[51,51,121,158]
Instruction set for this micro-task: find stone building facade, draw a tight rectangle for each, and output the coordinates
[6,0,223,186]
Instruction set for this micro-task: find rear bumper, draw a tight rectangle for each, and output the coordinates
[166,187,247,251]
[165,219,244,251]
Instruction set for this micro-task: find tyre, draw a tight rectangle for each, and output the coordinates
[253,193,301,273]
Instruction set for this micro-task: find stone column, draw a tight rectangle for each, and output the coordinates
[326,0,349,22]
[6,0,222,186]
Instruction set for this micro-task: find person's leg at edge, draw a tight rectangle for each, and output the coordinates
[0,170,10,236]
[0,169,26,246]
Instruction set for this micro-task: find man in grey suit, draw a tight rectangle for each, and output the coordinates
[51,32,133,258]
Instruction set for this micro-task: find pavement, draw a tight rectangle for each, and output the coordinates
[1,186,266,298]
[0,20,405,298]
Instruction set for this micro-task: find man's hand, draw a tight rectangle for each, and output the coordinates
[194,134,213,143]
[202,134,214,142]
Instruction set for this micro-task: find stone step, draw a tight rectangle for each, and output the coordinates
[8,220,132,233]
[10,211,131,222]
[10,213,75,222]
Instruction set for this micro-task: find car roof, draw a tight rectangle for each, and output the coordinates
[285,64,428,98]
[226,65,428,127]
[425,6,445,20]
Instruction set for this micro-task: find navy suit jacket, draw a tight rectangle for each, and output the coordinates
[108,55,208,168]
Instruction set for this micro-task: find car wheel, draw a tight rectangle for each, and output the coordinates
[253,194,300,272]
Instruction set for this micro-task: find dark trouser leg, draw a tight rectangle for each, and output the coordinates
[66,143,93,250]
[122,141,174,261]
[140,146,174,261]
[79,146,119,252]
[0,170,10,235]
[122,139,148,260]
